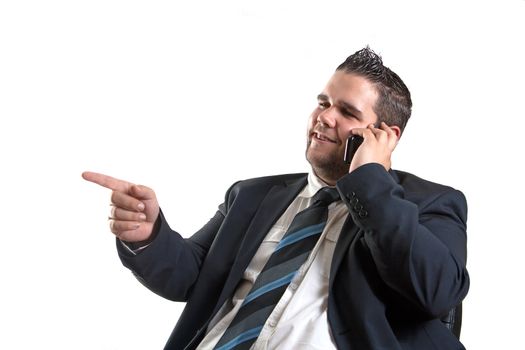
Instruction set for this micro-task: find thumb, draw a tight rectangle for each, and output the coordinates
[130,184,156,200]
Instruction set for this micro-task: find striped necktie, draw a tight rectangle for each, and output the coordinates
[213,187,340,350]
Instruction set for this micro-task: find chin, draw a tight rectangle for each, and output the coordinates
[306,148,349,183]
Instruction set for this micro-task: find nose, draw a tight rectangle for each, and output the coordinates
[317,107,337,128]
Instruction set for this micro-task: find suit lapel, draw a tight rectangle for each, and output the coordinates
[212,175,308,316]
[234,178,307,265]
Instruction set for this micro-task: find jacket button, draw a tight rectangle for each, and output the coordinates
[354,203,363,211]
[349,197,359,206]
[358,210,368,218]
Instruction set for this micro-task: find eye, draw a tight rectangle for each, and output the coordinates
[318,101,330,109]
[341,109,356,119]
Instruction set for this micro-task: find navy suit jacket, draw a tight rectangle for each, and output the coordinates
[118,163,469,349]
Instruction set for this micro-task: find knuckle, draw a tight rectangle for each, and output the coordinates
[144,186,154,196]
[110,191,119,204]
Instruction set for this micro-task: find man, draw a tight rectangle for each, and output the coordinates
[83,47,469,349]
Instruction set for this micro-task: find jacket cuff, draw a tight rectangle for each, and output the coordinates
[336,163,401,227]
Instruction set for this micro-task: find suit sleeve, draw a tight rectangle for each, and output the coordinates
[336,163,469,318]
[116,183,238,302]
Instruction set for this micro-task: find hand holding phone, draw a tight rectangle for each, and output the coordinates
[344,122,400,171]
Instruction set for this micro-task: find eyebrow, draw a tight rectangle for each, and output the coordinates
[317,94,364,118]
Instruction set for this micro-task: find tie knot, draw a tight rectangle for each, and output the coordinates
[312,187,340,206]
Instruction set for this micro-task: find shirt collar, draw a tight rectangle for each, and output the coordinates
[298,169,333,199]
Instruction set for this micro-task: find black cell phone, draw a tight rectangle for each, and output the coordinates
[344,135,364,164]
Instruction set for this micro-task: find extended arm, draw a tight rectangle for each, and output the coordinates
[82,171,233,302]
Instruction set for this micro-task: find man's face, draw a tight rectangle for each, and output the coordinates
[306,71,379,184]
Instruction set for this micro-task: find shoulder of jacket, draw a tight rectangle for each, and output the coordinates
[392,169,459,194]
[391,169,467,213]
[232,173,307,189]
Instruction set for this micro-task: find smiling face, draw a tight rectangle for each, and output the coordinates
[306,71,379,185]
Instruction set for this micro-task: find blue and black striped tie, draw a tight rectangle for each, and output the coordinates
[213,187,340,350]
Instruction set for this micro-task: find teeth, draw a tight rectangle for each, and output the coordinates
[316,133,329,141]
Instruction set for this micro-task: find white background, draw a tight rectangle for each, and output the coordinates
[1,0,524,349]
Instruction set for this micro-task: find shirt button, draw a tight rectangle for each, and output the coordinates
[290,283,297,290]
[269,320,277,327]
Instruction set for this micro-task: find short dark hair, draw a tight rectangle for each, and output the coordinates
[337,47,412,134]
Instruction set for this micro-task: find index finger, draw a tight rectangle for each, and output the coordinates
[349,124,375,137]
[82,171,133,193]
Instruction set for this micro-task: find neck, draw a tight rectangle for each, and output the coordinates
[311,167,338,187]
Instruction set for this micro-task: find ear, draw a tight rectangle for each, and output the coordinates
[390,125,402,140]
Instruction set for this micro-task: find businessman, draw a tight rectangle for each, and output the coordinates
[83,47,469,349]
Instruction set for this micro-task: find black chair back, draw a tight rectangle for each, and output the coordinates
[441,304,462,339]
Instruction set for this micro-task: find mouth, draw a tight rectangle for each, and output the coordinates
[312,131,338,144]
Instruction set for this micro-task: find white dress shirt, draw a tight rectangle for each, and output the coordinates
[197,171,349,350]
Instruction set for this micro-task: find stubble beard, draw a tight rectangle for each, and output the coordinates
[305,141,350,185]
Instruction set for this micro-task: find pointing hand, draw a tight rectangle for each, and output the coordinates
[82,171,160,242]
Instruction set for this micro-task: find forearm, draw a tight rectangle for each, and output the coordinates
[336,163,469,317]
[117,208,225,302]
